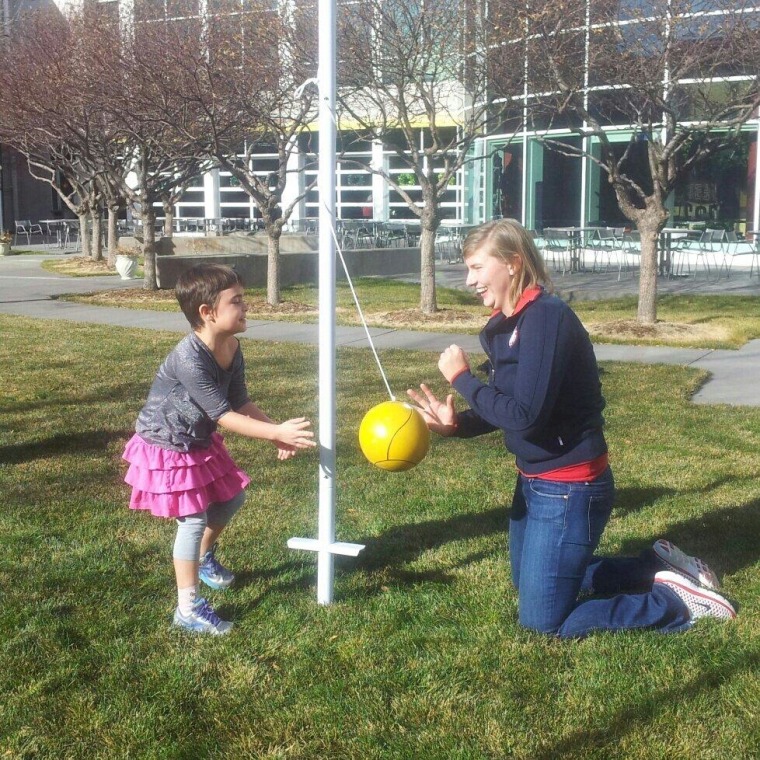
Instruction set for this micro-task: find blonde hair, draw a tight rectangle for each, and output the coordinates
[462,219,553,311]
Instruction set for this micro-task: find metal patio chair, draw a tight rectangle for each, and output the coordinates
[14,220,44,246]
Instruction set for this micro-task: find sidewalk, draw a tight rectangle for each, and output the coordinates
[2,251,759,406]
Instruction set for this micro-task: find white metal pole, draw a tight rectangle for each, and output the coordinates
[754,117,760,233]
[287,0,364,600]
[316,0,337,605]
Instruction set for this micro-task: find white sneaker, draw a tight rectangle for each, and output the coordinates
[654,571,736,621]
[653,539,721,590]
[172,598,233,635]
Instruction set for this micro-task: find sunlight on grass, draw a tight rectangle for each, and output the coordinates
[1,314,759,758]
[59,274,760,348]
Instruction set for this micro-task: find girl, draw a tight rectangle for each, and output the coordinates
[123,263,315,635]
[408,219,735,638]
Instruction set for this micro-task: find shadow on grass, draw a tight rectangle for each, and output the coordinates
[613,485,676,516]
[348,484,679,586]
[333,485,758,598]
[356,506,506,571]
[533,650,760,760]
[1,382,149,414]
[0,429,130,464]
[620,497,760,580]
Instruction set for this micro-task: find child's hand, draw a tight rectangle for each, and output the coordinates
[273,417,316,450]
[276,443,297,460]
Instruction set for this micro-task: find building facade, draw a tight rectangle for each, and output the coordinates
[2,0,759,235]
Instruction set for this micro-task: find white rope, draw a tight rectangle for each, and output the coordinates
[308,81,395,401]
[324,206,396,402]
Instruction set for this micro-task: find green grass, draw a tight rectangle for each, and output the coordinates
[1,314,759,758]
[59,274,760,348]
[572,294,760,349]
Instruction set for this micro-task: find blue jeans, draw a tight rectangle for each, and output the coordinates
[509,468,690,638]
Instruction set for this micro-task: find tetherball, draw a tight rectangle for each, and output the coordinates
[359,400,430,471]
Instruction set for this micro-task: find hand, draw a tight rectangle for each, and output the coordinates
[438,344,470,383]
[273,417,316,450]
[406,384,458,436]
[276,443,297,460]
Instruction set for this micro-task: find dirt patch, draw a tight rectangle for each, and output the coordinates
[366,308,484,331]
[249,299,317,315]
[48,256,115,276]
[587,319,730,344]
[83,288,177,305]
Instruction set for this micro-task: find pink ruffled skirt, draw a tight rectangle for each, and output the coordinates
[123,432,250,518]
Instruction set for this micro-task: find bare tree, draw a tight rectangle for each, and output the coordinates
[87,8,217,289]
[489,0,760,324]
[0,8,116,259]
[134,0,319,304]
[338,0,517,314]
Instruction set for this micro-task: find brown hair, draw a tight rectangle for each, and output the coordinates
[175,263,244,330]
[462,219,553,311]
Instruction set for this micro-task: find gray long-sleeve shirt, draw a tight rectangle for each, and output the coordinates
[136,332,250,452]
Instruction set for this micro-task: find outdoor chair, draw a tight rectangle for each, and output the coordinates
[621,231,641,277]
[62,221,80,250]
[672,229,719,279]
[718,231,759,279]
[378,222,409,249]
[14,220,44,246]
[340,220,376,249]
[541,228,573,275]
[434,227,458,262]
[588,227,626,278]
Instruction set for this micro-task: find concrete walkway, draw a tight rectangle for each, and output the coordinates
[2,250,759,406]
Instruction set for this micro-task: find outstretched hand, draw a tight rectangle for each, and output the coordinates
[275,443,297,460]
[273,417,316,453]
[406,384,458,436]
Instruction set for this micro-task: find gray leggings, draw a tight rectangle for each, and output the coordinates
[173,491,246,561]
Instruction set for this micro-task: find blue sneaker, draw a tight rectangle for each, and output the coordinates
[172,598,233,635]
[199,544,235,589]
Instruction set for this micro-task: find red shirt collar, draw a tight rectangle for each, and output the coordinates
[487,287,543,322]
[509,286,543,318]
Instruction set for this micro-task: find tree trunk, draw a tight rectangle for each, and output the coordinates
[90,208,103,262]
[611,181,668,325]
[141,208,158,290]
[266,221,282,306]
[163,203,174,238]
[637,223,660,324]
[107,206,119,266]
[77,214,91,259]
[419,216,439,315]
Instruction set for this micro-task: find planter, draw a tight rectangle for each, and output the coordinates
[115,254,138,280]
[0,241,12,256]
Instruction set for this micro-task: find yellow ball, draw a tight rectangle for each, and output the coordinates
[359,400,430,472]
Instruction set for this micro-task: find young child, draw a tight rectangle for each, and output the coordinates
[123,263,316,635]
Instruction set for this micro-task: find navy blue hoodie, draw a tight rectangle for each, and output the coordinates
[451,289,607,476]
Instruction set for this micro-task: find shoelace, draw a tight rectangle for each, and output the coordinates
[195,599,222,626]
[211,558,230,577]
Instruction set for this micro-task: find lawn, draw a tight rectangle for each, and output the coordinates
[1,313,759,759]
[50,255,760,348]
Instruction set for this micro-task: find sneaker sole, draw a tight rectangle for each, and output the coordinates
[172,613,233,635]
[198,572,234,590]
[172,619,233,635]
[653,539,720,590]
[654,571,736,620]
